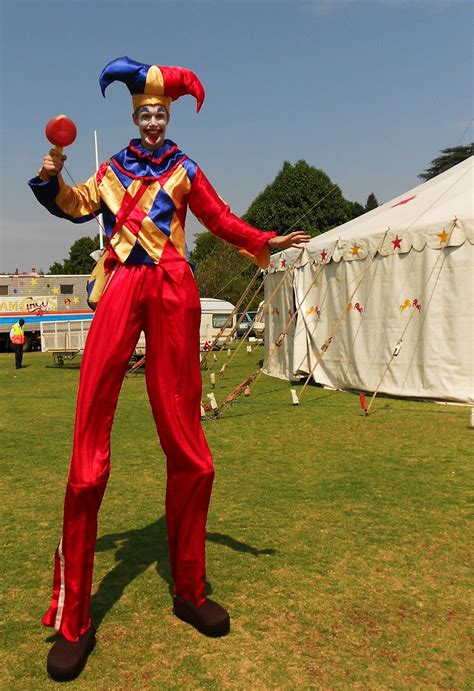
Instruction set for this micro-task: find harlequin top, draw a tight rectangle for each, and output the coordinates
[28,138,276,266]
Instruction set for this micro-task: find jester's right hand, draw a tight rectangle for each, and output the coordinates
[38,148,67,180]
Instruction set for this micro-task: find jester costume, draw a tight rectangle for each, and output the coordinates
[28,57,276,673]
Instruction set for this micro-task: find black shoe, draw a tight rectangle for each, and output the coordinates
[46,626,96,681]
[173,596,230,637]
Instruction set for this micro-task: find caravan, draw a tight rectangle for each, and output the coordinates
[199,298,236,349]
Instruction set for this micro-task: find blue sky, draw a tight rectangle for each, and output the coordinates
[0,0,472,272]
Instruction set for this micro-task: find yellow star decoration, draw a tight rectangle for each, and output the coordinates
[438,229,449,244]
[351,244,360,256]
[72,296,80,304]
[30,278,38,286]
[52,286,60,294]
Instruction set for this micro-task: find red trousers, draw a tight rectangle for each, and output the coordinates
[42,243,214,642]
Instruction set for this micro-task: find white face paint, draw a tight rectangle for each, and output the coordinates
[132,105,169,150]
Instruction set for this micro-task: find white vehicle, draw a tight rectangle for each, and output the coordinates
[199,298,236,349]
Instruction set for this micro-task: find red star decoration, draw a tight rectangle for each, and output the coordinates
[320,250,328,261]
[391,235,402,249]
[391,195,416,208]
[280,259,287,268]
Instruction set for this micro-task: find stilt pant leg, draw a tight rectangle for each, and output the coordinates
[143,244,214,605]
[42,265,145,642]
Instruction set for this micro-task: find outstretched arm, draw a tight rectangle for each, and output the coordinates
[188,167,310,267]
[28,149,101,223]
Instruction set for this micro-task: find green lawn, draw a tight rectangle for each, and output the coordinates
[0,348,472,689]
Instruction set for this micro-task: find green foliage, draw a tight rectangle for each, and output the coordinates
[190,160,370,301]
[191,233,261,306]
[348,201,366,219]
[49,234,100,274]
[243,160,356,236]
[189,232,220,265]
[365,192,379,211]
[418,144,473,181]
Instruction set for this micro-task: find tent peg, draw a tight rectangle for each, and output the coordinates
[290,389,299,405]
[206,392,218,410]
[359,391,368,415]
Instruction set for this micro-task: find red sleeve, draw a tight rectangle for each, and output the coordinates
[188,167,276,257]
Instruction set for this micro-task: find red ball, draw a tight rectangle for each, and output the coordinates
[45,115,77,147]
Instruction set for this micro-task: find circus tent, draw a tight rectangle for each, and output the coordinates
[263,156,474,404]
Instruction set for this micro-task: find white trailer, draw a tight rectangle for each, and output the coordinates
[199,298,236,349]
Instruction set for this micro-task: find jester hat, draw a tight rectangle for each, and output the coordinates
[99,56,205,113]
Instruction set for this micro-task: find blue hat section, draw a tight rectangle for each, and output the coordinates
[99,56,150,97]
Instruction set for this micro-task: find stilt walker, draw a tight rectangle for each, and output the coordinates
[28,56,309,681]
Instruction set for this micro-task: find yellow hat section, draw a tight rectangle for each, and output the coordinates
[132,65,172,112]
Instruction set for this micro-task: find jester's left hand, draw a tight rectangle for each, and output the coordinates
[237,231,312,269]
[267,231,311,251]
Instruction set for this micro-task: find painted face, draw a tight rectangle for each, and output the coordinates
[133,105,169,150]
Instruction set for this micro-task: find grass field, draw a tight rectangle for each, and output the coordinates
[0,347,472,689]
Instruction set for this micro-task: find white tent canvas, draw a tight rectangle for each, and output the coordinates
[264,157,474,404]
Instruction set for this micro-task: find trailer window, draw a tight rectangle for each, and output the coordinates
[212,313,232,329]
[0,285,8,295]
[60,284,74,294]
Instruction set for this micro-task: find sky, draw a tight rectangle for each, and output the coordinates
[0,0,472,273]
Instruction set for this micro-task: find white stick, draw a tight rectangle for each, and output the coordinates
[206,392,218,410]
[290,389,299,405]
[210,373,216,388]
[94,130,105,250]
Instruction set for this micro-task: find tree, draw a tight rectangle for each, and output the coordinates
[365,193,379,211]
[418,144,473,181]
[190,160,368,301]
[190,232,220,265]
[191,232,262,305]
[49,235,100,274]
[348,201,366,219]
[243,160,359,236]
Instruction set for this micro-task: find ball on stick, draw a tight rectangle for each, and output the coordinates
[45,115,77,153]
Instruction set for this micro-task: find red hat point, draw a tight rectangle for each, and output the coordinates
[45,115,77,148]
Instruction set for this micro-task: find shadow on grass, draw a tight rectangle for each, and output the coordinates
[88,516,277,628]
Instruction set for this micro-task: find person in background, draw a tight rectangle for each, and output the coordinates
[10,318,25,369]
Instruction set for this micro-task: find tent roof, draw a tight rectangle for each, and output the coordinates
[269,156,473,271]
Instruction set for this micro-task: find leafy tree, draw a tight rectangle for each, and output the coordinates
[365,193,379,211]
[243,160,357,237]
[418,144,473,181]
[190,160,369,301]
[190,232,263,305]
[190,232,220,265]
[348,201,366,219]
[49,235,100,274]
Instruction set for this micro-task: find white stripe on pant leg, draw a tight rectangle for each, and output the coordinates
[54,538,66,630]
